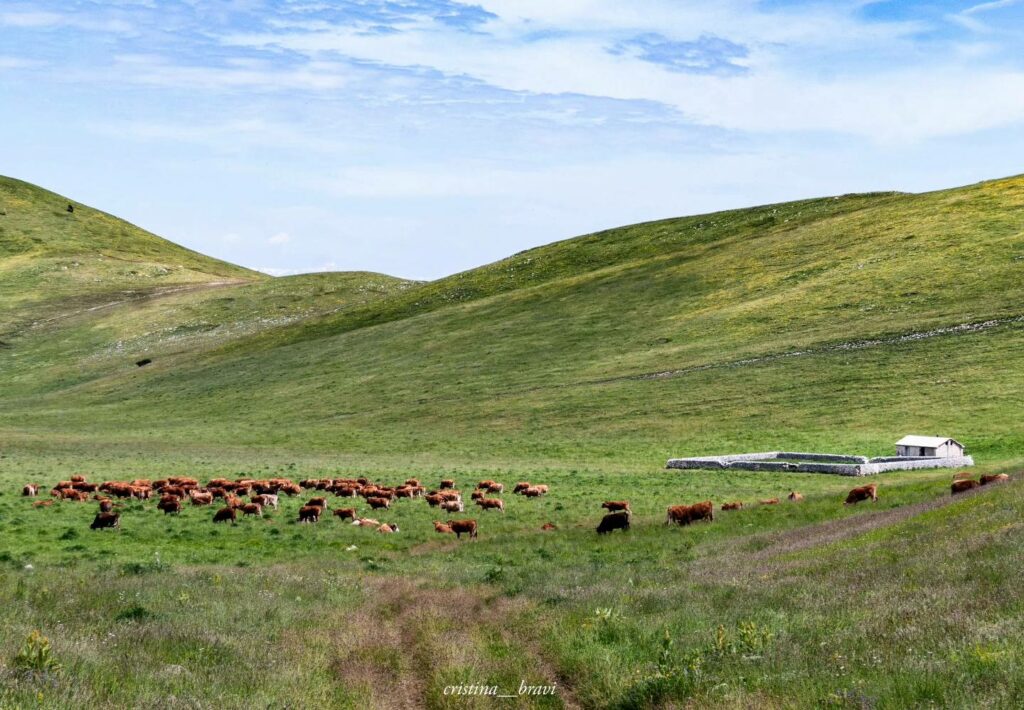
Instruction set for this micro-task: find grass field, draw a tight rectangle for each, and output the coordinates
[1,174,1023,707]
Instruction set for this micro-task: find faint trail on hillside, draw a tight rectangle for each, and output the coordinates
[599,315,1024,386]
[12,279,250,336]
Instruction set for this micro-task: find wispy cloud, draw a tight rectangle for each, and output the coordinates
[607,33,748,74]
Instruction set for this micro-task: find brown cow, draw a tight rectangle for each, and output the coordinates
[440,479,456,490]
[513,482,531,494]
[470,490,485,501]
[298,505,321,523]
[448,519,478,539]
[597,511,630,534]
[33,500,53,508]
[721,501,743,511]
[90,512,119,530]
[98,498,114,513]
[158,498,182,515]
[405,478,421,487]
[352,518,381,527]
[441,500,464,513]
[425,493,444,507]
[602,501,630,513]
[333,507,357,521]
[951,479,980,495]
[477,480,497,490]
[242,503,263,517]
[981,474,1010,486]
[476,498,504,513]
[190,491,214,506]
[952,471,974,481]
[666,501,714,526]
[788,491,804,502]
[433,521,454,534]
[22,484,39,497]
[71,475,86,483]
[306,497,328,509]
[367,496,391,510]
[213,507,237,524]
[376,523,399,534]
[541,522,558,531]
[845,484,878,504]
[486,483,504,494]
[535,485,549,495]
[522,487,543,498]
[760,498,780,505]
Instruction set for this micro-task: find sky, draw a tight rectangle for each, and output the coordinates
[3,1,1024,279]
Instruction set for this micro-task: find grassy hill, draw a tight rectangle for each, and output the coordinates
[0,175,265,338]
[0,173,1023,708]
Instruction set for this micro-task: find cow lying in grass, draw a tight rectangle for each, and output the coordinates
[666,502,713,526]
[788,491,804,502]
[433,521,453,534]
[981,474,1010,485]
[721,501,743,511]
[951,479,980,495]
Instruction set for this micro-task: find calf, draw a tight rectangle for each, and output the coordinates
[844,484,878,505]
[376,523,399,534]
[439,479,456,490]
[367,496,391,510]
[448,519,478,539]
[298,505,321,523]
[476,497,504,513]
[22,484,39,497]
[213,507,237,524]
[352,518,380,527]
[981,474,1010,486]
[721,501,743,511]
[666,501,714,526]
[601,501,630,513]
[433,521,454,534]
[241,503,263,517]
[90,512,119,530]
[788,491,804,502]
[597,511,630,534]
[333,507,357,521]
[951,479,980,495]
[513,482,531,494]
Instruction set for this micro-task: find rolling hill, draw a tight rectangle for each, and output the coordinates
[1,173,1022,466]
[2,172,1024,708]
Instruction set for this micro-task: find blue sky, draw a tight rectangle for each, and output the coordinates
[3,0,1024,279]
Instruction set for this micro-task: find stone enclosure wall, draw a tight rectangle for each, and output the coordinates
[666,451,974,477]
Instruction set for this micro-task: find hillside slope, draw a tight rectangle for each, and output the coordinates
[0,175,264,336]
[1,174,1023,467]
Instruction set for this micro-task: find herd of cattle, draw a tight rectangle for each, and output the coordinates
[19,474,552,539]
[19,470,1012,539]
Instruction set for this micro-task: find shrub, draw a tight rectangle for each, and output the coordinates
[12,631,61,674]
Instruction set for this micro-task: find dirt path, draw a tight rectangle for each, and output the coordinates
[336,577,581,709]
[692,482,1011,581]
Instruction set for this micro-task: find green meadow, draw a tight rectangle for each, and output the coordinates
[1,173,1023,707]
